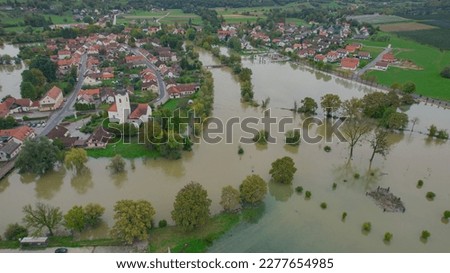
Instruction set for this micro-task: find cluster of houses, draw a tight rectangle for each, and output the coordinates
[219,20,379,71]
[0,86,64,118]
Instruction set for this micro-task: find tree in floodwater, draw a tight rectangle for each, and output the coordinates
[369,129,390,169]
[320,93,342,118]
[64,148,88,173]
[22,203,63,236]
[220,185,241,212]
[15,137,60,175]
[108,154,126,174]
[341,117,373,161]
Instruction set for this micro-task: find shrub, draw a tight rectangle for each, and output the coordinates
[4,223,28,241]
[324,146,332,152]
[305,191,312,199]
[353,173,360,179]
[417,180,424,188]
[332,183,337,190]
[426,192,436,200]
[295,186,303,193]
[384,232,393,242]
[320,202,327,209]
[238,146,244,155]
[421,230,430,240]
[158,220,167,228]
[342,212,347,221]
[436,130,449,140]
[362,222,372,232]
[443,210,450,219]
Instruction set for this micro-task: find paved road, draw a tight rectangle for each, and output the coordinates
[356,46,391,77]
[40,53,88,136]
[130,47,169,106]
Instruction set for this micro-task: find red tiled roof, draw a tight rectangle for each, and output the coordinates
[0,126,35,142]
[129,104,149,119]
[376,61,389,68]
[15,98,32,107]
[125,55,145,63]
[382,53,396,62]
[341,58,359,69]
[58,50,71,56]
[79,89,100,97]
[45,86,63,100]
[345,45,358,53]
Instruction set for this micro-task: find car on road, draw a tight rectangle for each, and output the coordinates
[55,248,68,253]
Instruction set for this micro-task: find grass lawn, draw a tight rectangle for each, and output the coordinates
[148,212,240,253]
[121,9,201,25]
[161,98,183,112]
[352,33,450,101]
[286,18,307,26]
[86,140,160,159]
[0,236,121,249]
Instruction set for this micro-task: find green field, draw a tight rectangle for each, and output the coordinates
[86,140,160,159]
[120,9,201,25]
[356,33,450,100]
[148,212,240,253]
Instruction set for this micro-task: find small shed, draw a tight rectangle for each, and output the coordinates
[20,237,49,248]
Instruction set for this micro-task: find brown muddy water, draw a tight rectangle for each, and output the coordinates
[0,44,25,98]
[0,48,449,252]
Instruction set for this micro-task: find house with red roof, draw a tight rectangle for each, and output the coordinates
[326,51,339,62]
[39,86,64,111]
[382,53,396,63]
[374,61,389,71]
[58,50,71,60]
[314,54,326,63]
[0,125,35,144]
[168,84,200,99]
[108,91,152,126]
[340,58,359,71]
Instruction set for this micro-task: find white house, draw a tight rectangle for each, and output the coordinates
[39,86,63,111]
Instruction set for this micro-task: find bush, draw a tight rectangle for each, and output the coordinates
[443,211,450,219]
[421,230,430,240]
[426,192,436,200]
[417,180,424,188]
[324,146,331,152]
[332,183,337,190]
[158,220,167,228]
[362,222,372,232]
[305,191,311,199]
[384,232,393,242]
[440,66,450,79]
[353,173,360,179]
[320,202,327,209]
[238,146,244,155]
[342,212,347,221]
[4,223,28,241]
[295,186,303,193]
[436,130,449,140]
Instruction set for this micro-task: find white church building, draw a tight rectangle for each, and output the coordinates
[108,91,152,127]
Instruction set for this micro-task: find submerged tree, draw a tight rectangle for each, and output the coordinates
[341,118,372,161]
[369,129,390,168]
[108,155,126,174]
[171,182,211,231]
[240,175,268,204]
[220,185,241,212]
[269,156,297,184]
[22,203,63,236]
[111,200,155,244]
[15,137,60,175]
[320,93,342,117]
[64,148,88,173]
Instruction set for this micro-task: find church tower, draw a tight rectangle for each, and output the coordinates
[115,90,130,124]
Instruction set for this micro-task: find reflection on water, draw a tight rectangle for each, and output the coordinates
[79,221,110,240]
[70,168,93,194]
[268,182,293,202]
[35,168,66,200]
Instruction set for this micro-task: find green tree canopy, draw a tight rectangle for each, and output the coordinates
[171,182,212,231]
[220,185,241,212]
[240,174,268,204]
[4,223,28,241]
[84,203,105,227]
[298,97,318,115]
[64,148,88,173]
[108,154,126,174]
[20,81,37,100]
[15,137,60,175]
[29,56,57,82]
[269,156,297,184]
[22,203,63,236]
[111,200,155,244]
[320,94,342,117]
[64,206,85,233]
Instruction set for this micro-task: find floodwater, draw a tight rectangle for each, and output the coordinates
[0,48,449,252]
[0,44,25,98]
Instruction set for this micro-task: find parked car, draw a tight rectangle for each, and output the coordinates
[54,248,68,253]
